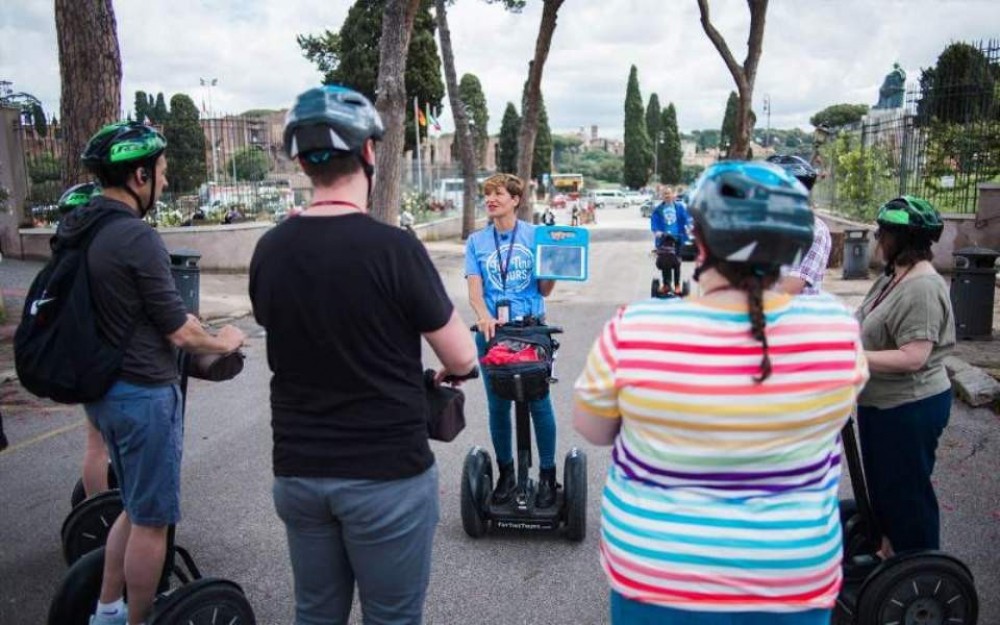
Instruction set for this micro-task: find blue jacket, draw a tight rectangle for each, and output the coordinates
[650,201,689,239]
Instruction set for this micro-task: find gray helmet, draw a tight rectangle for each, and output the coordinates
[688,161,814,269]
[283,85,384,163]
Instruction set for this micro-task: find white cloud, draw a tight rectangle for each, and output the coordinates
[2,0,997,138]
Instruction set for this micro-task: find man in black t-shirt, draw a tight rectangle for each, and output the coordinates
[250,86,476,625]
[74,122,245,625]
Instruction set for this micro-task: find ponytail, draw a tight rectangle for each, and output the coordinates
[714,261,779,384]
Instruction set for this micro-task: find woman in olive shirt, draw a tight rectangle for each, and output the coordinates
[856,196,955,556]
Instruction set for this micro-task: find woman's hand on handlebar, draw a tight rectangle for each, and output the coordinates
[476,316,500,342]
[435,366,479,387]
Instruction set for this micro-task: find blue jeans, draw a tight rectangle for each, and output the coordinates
[273,465,439,625]
[858,389,951,552]
[84,380,184,526]
[476,332,556,470]
[611,592,831,624]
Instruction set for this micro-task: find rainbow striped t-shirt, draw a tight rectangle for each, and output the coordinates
[574,293,869,613]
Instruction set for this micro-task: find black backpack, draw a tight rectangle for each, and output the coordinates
[14,209,134,404]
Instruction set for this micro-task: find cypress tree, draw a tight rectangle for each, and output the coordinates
[646,93,661,177]
[498,102,520,174]
[623,65,651,189]
[661,103,682,184]
[162,94,207,193]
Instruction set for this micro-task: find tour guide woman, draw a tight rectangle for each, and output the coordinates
[465,173,558,508]
[573,161,869,623]
[856,196,955,557]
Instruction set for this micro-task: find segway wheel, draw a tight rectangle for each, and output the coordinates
[563,448,587,542]
[150,578,256,624]
[650,279,661,299]
[460,447,493,538]
[838,499,878,561]
[856,553,978,625]
[61,490,123,565]
[47,546,105,625]
[70,464,119,508]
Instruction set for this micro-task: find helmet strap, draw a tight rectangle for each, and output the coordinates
[360,153,374,207]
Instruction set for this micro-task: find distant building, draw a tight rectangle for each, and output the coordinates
[574,125,625,157]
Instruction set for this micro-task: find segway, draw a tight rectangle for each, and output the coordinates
[834,419,979,624]
[48,351,256,624]
[650,278,690,299]
[461,319,587,541]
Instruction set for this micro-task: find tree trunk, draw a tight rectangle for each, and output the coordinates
[434,0,479,239]
[370,0,422,225]
[55,0,122,188]
[515,0,564,221]
[697,0,768,160]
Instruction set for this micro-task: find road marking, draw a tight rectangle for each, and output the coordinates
[0,419,85,455]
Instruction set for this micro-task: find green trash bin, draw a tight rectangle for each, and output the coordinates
[169,249,202,316]
[950,247,998,340]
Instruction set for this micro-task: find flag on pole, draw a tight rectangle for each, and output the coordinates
[417,107,427,127]
[426,107,441,132]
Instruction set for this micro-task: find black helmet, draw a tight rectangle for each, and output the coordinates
[688,161,814,268]
[283,85,384,169]
[876,196,944,242]
[766,154,817,191]
[58,182,101,215]
[82,121,167,177]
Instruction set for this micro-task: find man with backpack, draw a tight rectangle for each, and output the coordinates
[49,122,244,625]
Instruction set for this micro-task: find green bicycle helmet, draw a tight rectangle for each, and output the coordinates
[283,85,384,182]
[876,196,943,242]
[688,161,814,268]
[58,182,101,215]
[81,122,167,216]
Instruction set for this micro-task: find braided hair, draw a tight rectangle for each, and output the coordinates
[713,260,781,383]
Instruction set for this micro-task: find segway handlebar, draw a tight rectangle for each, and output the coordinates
[441,367,480,384]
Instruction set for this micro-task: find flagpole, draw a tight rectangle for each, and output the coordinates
[414,97,423,194]
[425,101,434,200]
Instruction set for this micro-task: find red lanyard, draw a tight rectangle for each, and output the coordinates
[307,200,362,211]
[866,265,914,313]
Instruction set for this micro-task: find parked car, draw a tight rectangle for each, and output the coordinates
[640,199,655,219]
[588,188,629,209]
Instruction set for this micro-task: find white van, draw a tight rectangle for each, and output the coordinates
[589,189,629,209]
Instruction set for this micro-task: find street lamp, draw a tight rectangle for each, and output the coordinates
[763,94,772,151]
[652,130,664,184]
[200,78,219,184]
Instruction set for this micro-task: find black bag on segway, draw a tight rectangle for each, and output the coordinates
[481,325,555,402]
[14,209,133,404]
[422,369,466,442]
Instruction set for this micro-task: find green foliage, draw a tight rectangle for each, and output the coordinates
[681,164,705,185]
[720,91,738,151]
[660,103,682,184]
[691,129,721,152]
[815,133,894,220]
[918,42,998,125]
[552,134,583,166]
[809,103,868,128]
[920,119,1000,213]
[459,74,489,165]
[498,102,520,174]
[28,152,61,184]
[296,0,443,153]
[241,109,281,118]
[645,93,661,146]
[483,0,526,10]
[559,149,623,185]
[623,65,651,189]
[31,103,47,136]
[134,90,150,123]
[152,93,169,124]
[227,147,270,182]
[163,94,208,194]
[532,100,552,182]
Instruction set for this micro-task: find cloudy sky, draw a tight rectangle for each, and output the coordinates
[1,0,997,138]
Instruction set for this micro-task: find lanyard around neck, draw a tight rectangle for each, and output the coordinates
[492,221,519,293]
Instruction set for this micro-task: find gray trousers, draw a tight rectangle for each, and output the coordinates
[273,465,439,625]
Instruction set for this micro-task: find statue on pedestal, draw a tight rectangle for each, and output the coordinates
[874,63,907,109]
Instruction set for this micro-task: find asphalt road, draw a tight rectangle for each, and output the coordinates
[1,207,997,624]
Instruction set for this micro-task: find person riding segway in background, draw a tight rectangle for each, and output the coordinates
[249,85,477,624]
[649,186,689,295]
[465,173,560,509]
[855,196,955,557]
[573,161,868,624]
[652,232,682,297]
[769,155,832,295]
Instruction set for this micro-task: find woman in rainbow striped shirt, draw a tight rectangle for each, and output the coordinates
[573,161,869,624]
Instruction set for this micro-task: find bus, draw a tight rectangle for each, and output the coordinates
[550,173,585,196]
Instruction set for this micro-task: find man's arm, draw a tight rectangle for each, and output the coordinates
[168,315,245,354]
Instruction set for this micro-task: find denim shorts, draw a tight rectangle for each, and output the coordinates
[85,380,184,526]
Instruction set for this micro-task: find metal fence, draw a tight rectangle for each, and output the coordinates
[813,39,1000,220]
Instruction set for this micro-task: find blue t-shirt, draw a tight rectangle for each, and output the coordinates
[465,220,545,321]
[650,201,688,238]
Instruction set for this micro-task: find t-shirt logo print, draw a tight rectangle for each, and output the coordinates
[486,244,534,293]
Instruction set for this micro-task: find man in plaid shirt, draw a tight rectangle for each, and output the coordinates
[770,156,831,295]
[780,217,831,294]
